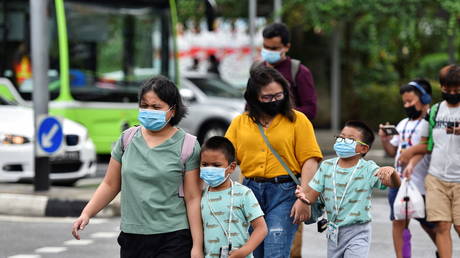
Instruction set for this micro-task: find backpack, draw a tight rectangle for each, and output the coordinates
[250,59,301,88]
[121,126,197,197]
[427,103,440,152]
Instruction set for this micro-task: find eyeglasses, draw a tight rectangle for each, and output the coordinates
[334,136,368,146]
[260,92,284,102]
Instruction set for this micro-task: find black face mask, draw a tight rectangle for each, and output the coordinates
[442,92,460,105]
[259,100,283,116]
[404,105,422,119]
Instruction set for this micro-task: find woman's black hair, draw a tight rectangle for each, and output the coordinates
[399,78,432,97]
[244,66,295,123]
[138,76,187,126]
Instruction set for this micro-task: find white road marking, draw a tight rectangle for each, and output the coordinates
[64,239,94,246]
[0,215,108,224]
[8,255,41,258]
[35,247,67,253]
[90,232,119,238]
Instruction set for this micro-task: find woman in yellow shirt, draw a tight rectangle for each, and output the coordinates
[225,66,323,257]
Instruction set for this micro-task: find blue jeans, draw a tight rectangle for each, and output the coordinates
[243,178,299,258]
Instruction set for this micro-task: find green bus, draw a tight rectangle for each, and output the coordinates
[0,0,178,154]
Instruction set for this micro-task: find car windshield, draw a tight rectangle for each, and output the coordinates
[187,77,243,98]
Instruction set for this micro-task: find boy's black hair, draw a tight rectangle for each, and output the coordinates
[244,66,295,123]
[439,64,460,87]
[138,76,187,126]
[201,136,236,163]
[262,23,290,45]
[343,120,375,156]
[400,79,432,97]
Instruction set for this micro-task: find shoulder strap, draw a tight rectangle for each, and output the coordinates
[256,123,301,185]
[290,59,301,87]
[121,126,140,154]
[180,133,197,169]
[427,103,440,152]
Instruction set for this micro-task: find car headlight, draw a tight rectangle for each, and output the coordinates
[0,133,31,145]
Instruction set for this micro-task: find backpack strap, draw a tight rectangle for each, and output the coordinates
[178,133,197,198]
[427,103,440,152]
[121,126,140,154]
[290,59,301,88]
[180,133,197,169]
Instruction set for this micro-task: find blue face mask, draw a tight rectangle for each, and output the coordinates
[200,166,229,187]
[333,140,358,158]
[138,108,172,131]
[261,48,282,64]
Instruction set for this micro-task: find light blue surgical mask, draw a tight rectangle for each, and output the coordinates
[261,48,282,64]
[333,140,358,158]
[138,108,172,131]
[200,166,229,187]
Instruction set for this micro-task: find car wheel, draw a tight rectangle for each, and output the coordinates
[198,122,228,144]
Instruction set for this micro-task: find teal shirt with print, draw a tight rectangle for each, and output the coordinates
[309,158,387,227]
[201,182,264,258]
[111,128,201,234]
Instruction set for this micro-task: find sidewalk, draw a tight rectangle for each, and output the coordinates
[0,130,393,217]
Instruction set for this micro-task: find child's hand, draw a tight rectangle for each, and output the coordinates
[374,166,395,186]
[295,185,306,200]
[229,248,247,258]
[402,163,414,179]
[378,123,393,142]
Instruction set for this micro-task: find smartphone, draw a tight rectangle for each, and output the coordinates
[382,125,399,136]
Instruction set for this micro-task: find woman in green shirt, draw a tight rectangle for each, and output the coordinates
[71,76,204,258]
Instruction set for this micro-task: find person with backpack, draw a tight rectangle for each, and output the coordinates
[71,76,204,258]
[378,79,437,258]
[399,65,460,258]
[253,22,317,120]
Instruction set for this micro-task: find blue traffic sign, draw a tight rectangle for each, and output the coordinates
[37,116,63,154]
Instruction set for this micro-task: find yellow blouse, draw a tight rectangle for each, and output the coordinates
[225,110,323,178]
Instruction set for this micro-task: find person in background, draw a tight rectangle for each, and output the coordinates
[71,76,204,258]
[253,22,317,121]
[401,65,460,258]
[225,66,323,258]
[378,79,437,258]
[296,120,401,258]
[200,136,267,258]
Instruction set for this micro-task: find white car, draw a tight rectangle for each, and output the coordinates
[0,83,96,186]
[179,74,246,144]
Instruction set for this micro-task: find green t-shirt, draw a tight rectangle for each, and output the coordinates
[201,182,264,258]
[111,128,201,234]
[309,158,386,227]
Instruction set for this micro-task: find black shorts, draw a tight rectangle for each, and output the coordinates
[117,229,192,258]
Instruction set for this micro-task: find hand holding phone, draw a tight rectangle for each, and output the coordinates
[382,125,399,136]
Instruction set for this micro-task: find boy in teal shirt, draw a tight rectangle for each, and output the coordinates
[200,136,267,258]
[296,120,400,258]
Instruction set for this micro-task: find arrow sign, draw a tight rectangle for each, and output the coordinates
[37,116,64,156]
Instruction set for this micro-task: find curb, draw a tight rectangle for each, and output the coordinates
[0,193,120,217]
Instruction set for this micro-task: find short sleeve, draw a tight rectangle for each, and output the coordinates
[294,112,323,164]
[184,140,201,172]
[308,163,326,193]
[419,120,430,138]
[225,116,239,150]
[367,161,386,190]
[111,135,123,163]
[242,188,264,222]
[389,135,399,147]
